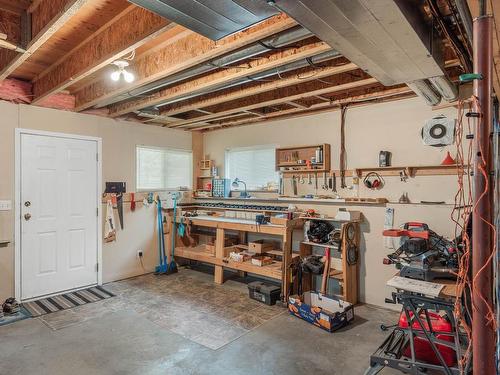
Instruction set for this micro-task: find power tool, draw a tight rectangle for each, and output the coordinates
[383,222,458,281]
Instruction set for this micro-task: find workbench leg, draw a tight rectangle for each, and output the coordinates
[237,231,247,278]
[214,227,225,284]
[299,242,312,293]
[282,228,293,301]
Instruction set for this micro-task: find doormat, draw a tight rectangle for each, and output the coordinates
[0,306,31,326]
[23,286,115,317]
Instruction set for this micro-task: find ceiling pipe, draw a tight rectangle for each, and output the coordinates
[141,49,341,115]
[406,79,442,106]
[95,26,313,109]
[428,76,458,101]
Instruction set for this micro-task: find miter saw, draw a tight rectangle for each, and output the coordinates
[383,222,458,281]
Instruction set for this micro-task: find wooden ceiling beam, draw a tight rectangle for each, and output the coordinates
[0,0,90,80]
[109,40,332,118]
[31,6,172,104]
[169,71,376,129]
[158,59,353,118]
[74,13,297,111]
[194,86,413,131]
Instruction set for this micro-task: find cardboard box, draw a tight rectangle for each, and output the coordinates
[288,292,354,332]
[248,240,275,253]
[251,255,273,266]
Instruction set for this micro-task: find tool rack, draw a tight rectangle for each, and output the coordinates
[299,217,360,304]
[165,207,303,301]
[364,279,469,375]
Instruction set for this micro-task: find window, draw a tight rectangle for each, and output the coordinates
[136,146,192,191]
[225,145,278,191]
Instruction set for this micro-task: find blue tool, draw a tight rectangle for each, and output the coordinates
[155,197,168,274]
[168,193,179,273]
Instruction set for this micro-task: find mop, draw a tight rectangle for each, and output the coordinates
[155,197,168,274]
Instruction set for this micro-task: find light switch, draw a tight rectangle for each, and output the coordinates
[0,200,12,211]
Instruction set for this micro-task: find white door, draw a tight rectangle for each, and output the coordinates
[20,133,98,300]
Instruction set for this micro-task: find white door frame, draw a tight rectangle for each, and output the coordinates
[14,128,103,301]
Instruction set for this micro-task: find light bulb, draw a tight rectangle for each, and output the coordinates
[110,70,121,82]
[123,70,135,83]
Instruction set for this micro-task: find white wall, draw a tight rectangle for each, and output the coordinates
[204,97,464,308]
[0,101,192,301]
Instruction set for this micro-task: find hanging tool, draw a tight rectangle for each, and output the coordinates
[104,199,116,242]
[315,172,318,190]
[299,174,305,184]
[320,247,331,295]
[292,175,298,195]
[278,173,284,195]
[340,105,348,188]
[130,192,136,211]
[328,172,333,190]
[332,172,337,192]
[168,193,179,274]
[155,197,168,274]
[308,173,312,185]
[322,172,328,190]
[116,193,124,229]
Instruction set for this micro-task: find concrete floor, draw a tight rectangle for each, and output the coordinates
[0,268,401,375]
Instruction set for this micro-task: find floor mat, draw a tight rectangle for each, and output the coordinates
[23,286,115,317]
[0,306,31,326]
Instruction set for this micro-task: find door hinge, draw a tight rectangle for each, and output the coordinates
[96,207,98,217]
[96,153,99,162]
[95,263,99,272]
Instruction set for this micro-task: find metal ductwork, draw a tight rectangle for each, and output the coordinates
[268,0,458,105]
[128,0,278,41]
[96,26,313,109]
[146,49,341,113]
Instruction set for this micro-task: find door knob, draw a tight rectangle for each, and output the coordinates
[24,213,31,221]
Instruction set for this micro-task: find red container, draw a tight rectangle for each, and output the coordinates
[399,311,456,366]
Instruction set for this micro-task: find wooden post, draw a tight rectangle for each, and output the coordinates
[192,131,204,191]
[214,227,225,284]
[282,227,293,301]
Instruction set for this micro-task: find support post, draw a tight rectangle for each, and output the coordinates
[214,227,225,284]
[472,14,495,375]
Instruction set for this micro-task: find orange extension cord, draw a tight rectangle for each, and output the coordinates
[452,98,497,373]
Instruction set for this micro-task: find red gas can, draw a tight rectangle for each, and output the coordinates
[399,311,456,366]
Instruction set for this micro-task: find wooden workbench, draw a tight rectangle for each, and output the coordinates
[168,214,303,301]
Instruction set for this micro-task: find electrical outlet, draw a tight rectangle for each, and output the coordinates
[0,200,12,211]
[137,250,143,258]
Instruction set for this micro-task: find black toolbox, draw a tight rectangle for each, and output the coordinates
[247,281,281,306]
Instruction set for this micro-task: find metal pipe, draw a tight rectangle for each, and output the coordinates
[95,26,313,108]
[472,15,495,375]
[150,49,341,111]
[454,0,473,41]
[428,76,458,102]
[406,79,441,106]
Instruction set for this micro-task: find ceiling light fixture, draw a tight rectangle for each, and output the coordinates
[110,60,135,83]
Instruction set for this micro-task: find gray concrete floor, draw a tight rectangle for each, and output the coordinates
[0,268,401,375]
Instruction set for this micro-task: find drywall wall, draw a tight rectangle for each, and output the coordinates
[0,101,191,301]
[203,97,465,308]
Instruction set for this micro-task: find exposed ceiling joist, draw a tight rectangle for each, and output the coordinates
[170,73,377,129]
[32,5,172,103]
[0,0,30,15]
[74,13,297,111]
[0,0,90,80]
[158,60,356,118]
[196,86,413,131]
[109,40,332,117]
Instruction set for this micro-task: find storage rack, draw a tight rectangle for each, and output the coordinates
[299,216,360,304]
[165,207,303,301]
[276,144,331,173]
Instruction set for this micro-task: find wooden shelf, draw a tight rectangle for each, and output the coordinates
[354,164,462,177]
[276,144,330,172]
[329,268,344,280]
